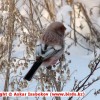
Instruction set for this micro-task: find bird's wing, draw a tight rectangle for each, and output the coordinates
[35,40,63,60]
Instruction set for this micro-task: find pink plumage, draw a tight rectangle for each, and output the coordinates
[24,22,66,81]
[42,22,66,45]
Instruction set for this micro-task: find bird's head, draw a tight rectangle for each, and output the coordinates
[46,22,66,37]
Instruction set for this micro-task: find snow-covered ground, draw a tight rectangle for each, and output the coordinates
[0,0,100,100]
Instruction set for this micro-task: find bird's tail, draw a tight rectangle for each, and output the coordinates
[24,60,43,81]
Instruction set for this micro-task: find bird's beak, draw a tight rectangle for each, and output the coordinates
[64,26,67,31]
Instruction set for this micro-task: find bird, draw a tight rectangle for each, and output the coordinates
[24,22,66,81]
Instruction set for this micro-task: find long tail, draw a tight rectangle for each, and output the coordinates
[24,60,43,81]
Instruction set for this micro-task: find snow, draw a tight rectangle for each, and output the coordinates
[19,4,29,18]
[56,5,72,32]
[0,1,2,9]
[54,1,100,100]
[0,11,9,19]
[56,4,94,56]
[74,0,100,32]
[0,1,100,100]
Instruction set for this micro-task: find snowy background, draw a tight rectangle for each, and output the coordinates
[0,0,100,100]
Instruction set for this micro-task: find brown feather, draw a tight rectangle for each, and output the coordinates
[41,22,66,45]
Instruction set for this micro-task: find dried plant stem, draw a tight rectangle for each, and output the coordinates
[80,3,100,38]
[44,0,54,20]
[40,72,46,100]
[3,0,15,100]
[68,55,100,100]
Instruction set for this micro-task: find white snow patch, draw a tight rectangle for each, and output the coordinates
[56,5,72,32]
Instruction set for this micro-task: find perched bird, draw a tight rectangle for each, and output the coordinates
[24,22,66,81]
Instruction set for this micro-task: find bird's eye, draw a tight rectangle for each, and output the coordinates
[60,26,66,32]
